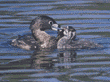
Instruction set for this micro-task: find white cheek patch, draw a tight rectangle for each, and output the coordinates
[63,29,68,35]
[72,32,76,38]
[71,31,76,40]
[68,31,72,38]
[67,31,76,40]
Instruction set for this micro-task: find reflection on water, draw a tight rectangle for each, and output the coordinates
[0,49,110,81]
[31,50,76,69]
[0,0,110,82]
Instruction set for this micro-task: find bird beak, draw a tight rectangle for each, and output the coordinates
[51,24,62,31]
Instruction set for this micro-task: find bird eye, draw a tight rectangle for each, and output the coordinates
[48,21,53,25]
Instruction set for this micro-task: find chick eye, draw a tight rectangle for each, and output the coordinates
[48,21,53,25]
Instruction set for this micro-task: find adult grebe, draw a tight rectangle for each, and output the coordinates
[11,15,60,50]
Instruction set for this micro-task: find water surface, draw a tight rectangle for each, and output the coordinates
[0,0,110,82]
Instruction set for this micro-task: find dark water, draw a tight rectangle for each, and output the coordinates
[0,0,110,82]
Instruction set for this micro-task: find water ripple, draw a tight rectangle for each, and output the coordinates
[55,61,110,67]
[17,10,110,15]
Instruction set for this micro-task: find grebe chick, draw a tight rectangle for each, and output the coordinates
[52,26,103,49]
[11,15,60,50]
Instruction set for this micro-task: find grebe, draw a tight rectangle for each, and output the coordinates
[52,26,103,49]
[11,15,59,50]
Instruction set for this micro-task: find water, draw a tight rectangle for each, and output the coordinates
[0,0,110,82]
